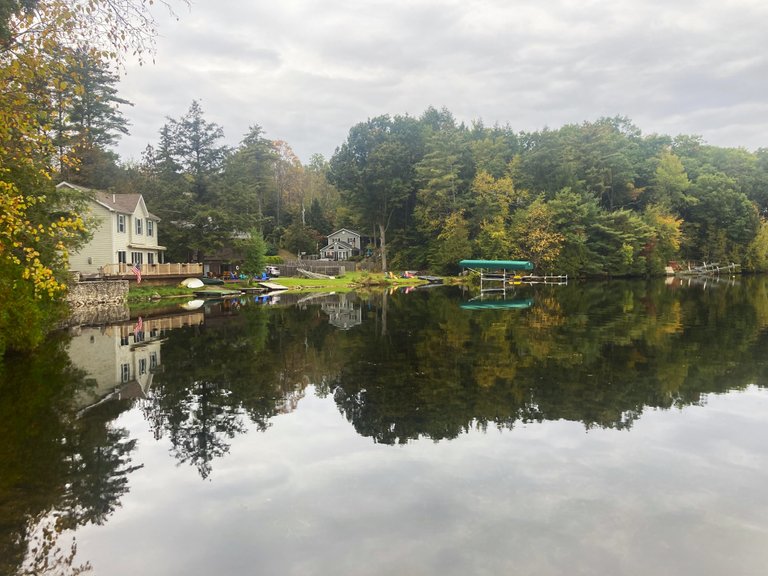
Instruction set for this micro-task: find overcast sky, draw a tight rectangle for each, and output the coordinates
[115,0,768,164]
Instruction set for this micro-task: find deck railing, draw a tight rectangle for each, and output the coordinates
[102,263,203,277]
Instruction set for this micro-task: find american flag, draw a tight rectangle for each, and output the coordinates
[133,315,143,335]
[131,264,142,283]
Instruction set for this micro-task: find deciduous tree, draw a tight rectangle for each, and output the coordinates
[329,114,424,272]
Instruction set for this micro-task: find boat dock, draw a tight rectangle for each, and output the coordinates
[674,262,740,276]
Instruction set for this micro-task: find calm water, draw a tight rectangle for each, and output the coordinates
[2,277,768,575]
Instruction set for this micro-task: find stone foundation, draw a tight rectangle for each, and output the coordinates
[67,280,129,307]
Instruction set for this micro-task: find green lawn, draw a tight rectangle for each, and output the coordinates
[127,284,195,303]
[127,271,446,302]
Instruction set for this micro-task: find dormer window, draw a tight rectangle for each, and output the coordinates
[135,217,143,235]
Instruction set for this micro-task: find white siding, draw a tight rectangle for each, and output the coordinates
[114,211,131,254]
[69,204,115,273]
[66,188,164,273]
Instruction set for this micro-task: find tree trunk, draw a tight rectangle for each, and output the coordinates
[378,222,387,272]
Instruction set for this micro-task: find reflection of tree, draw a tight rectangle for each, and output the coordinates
[141,305,333,478]
[59,401,143,529]
[329,280,768,444]
[0,334,138,575]
[18,514,93,576]
[163,380,247,479]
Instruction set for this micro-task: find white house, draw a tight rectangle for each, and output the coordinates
[319,228,362,260]
[58,181,166,274]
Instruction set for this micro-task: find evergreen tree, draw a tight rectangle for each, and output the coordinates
[55,49,132,186]
[169,100,228,202]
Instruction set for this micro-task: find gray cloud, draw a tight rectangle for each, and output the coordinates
[115,0,768,163]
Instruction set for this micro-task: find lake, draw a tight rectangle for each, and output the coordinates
[2,277,768,575]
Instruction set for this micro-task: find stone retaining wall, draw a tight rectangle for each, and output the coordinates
[67,280,129,307]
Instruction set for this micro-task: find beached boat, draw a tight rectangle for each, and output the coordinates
[200,277,225,285]
[193,288,242,298]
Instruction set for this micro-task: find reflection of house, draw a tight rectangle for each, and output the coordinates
[321,293,362,330]
[319,228,362,261]
[58,181,167,275]
[67,312,203,410]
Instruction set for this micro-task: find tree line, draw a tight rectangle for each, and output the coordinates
[61,98,768,279]
[328,110,768,275]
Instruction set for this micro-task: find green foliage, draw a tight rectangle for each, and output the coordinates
[641,206,683,275]
[744,220,768,272]
[588,210,653,276]
[282,221,318,256]
[509,198,564,270]
[681,172,759,262]
[0,265,48,355]
[240,229,267,278]
[430,211,472,274]
[92,101,768,279]
[329,114,425,271]
[650,150,690,209]
[53,48,132,186]
[547,189,601,276]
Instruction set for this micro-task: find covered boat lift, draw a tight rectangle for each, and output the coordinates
[460,260,534,297]
[459,259,535,272]
[459,259,567,297]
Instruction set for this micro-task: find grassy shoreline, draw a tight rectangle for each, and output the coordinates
[127,271,451,302]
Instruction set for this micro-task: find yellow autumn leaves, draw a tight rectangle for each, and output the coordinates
[0,183,85,298]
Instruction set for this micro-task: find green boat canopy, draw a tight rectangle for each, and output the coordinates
[459,259,534,271]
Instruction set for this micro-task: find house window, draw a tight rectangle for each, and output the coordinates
[147,220,154,237]
[348,237,354,245]
[135,218,143,235]
[120,334,129,346]
[150,352,158,370]
[139,358,147,375]
[121,363,130,383]
[118,251,127,264]
[118,214,125,233]
[147,253,155,265]
[132,252,143,265]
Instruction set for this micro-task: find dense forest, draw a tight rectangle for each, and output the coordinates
[57,99,768,279]
[2,0,768,353]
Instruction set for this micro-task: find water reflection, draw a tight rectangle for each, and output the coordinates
[0,334,139,575]
[71,279,768,461]
[1,278,768,573]
[68,313,203,412]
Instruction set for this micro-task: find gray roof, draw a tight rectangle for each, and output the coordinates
[320,239,356,251]
[57,181,160,220]
[328,228,361,237]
